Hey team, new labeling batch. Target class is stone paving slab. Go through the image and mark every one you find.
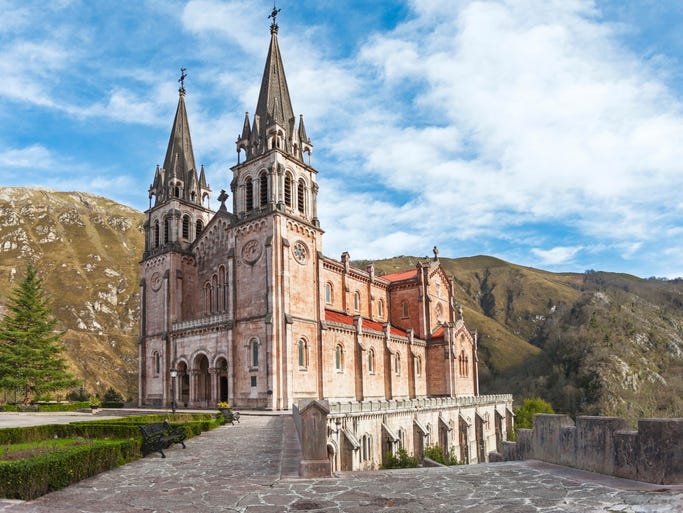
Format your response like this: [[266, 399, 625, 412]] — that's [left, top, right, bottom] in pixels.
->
[[0, 415, 681, 512]]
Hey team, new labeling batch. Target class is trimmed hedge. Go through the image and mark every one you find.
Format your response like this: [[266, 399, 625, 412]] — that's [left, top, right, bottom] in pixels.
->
[[0, 413, 222, 499], [0, 402, 90, 413], [0, 439, 140, 500]]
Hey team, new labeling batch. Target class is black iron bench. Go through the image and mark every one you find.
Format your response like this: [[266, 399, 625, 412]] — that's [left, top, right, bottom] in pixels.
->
[[139, 421, 187, 458]]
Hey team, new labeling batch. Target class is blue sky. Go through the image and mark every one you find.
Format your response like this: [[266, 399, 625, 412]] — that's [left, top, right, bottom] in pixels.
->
[[1, 1, 682, 278]]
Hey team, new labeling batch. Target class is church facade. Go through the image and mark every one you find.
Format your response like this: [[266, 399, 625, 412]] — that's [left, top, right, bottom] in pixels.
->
[[138, 15, 512, 469]]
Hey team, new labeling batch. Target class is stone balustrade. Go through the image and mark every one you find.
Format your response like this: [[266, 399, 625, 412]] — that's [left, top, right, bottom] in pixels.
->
[[172, 313, 232, 331], [328, 394, 513, 415]]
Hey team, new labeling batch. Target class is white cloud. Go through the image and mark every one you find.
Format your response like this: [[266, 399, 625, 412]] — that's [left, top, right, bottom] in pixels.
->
[[314, 0, 683, 271], [0, 145, 55, 169], [532, 245, 583, 265]]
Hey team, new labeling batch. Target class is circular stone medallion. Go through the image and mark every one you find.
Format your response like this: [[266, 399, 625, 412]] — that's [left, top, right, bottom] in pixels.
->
[[241, 239, 262, 264], [292, 240, 308, 264], [150, 271, 162, 291]]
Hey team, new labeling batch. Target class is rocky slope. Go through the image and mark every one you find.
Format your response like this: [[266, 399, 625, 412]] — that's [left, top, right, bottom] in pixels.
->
[[0, 187, 144, 401]]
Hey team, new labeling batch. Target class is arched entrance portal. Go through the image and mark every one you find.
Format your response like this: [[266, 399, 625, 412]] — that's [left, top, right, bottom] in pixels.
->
[[177, 361, 189, 407], [194, 354, 210, 407], [216, 357, 228, 403]]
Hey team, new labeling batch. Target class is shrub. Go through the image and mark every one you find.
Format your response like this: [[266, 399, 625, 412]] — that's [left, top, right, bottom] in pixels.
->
[[424, 444, 445, 464], [103, 388, 124, 403], [66, 389, 89, 402], [514, 397, 555, 430], [424, 445, 461, 466], [381, 448, 418, 469]]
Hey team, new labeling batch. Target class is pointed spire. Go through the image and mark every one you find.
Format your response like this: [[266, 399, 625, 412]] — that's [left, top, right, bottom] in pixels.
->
[[235, 6, 313, 164], [298, 115, 308, 143], [199, 164, 207, 189], [240, 112, 251, 141], [255, 14, 295, 134], [162, 84, 197, 191]]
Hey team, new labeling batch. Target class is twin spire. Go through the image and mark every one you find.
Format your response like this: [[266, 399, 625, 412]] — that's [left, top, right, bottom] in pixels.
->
[[148, 80, 209, 207], [150, 5, 310, 208], [236, 9, 312, 164]]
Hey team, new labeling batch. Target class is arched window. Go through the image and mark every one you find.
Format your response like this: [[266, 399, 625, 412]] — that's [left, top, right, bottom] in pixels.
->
[[164, 217, 170, 244], [368, 348, 375, 374], [174, 186, 180, 198], [436, 303, 443, 322], [204, 282, 212, 313], [415, 355, 422, 376], [182, 215, 190, 240], [325, 283, 333, 304], [153, 351, 160, 376], [298, 338, 308, 368], [259, 172, 268, 206], [459, 350, 466, 376], [284, 174, 293, 207], [246, 179, 254, 211], [378, 299, 384, 318], [219, 266, 227, 312], [195, 220, 204, 240], [402, 301, 409, 318], [153, 220, 160, 248], [354, 291, 361, 312], [212, 274, 219, 312], [335, 344, 344, 372], [250, 339, 259, 368], [297, 179, 305, 213], [394, 352, 401, 375]]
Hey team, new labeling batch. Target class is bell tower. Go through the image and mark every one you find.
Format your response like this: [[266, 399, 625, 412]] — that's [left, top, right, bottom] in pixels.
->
[[228, 8, 324, 410], [139, 75, 213, 406], [232, 7, 317, 225]]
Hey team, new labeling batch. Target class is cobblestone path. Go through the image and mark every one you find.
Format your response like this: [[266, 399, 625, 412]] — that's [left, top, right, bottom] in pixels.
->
[[0, 415, 680, 512]]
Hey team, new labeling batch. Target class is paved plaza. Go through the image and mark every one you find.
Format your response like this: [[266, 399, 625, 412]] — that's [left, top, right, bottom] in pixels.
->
[[0, 413, 681, 512]]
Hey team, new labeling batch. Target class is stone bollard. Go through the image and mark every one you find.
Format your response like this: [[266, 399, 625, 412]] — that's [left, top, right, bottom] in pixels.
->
[[298, 399, 332, 478]]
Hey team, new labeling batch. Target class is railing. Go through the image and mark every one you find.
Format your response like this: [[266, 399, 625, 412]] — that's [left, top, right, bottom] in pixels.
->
[[172, 313, 232, 331], [327, 394, 513, 415]]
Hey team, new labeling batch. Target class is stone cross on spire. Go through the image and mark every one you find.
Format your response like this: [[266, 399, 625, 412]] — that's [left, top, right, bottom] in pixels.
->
[[178, 67, 187, 94], [268, 2, 281, 33]]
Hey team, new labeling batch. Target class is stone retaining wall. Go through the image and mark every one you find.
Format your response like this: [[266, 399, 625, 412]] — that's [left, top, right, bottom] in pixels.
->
[[495, 414, 682, 485]]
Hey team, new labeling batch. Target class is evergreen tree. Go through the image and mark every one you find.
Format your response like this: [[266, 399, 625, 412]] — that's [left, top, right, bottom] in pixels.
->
[[0, 263, 78, 403]]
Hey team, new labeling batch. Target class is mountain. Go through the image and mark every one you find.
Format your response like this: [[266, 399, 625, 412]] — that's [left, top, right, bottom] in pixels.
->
[[0, 187, 680, 423], [0, 187, 144, 401]]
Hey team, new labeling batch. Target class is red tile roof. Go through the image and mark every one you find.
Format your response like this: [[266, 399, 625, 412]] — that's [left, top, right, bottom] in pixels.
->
[[381, 269, 418, 282], [431, 326, 445, 339], [324, 310, 408, 337], [325, 310, 354, 326]]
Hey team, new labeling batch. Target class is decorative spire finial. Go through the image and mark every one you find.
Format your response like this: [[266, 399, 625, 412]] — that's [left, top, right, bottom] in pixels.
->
[[178, 67, 187, 95], [268, 2, 281, 33]]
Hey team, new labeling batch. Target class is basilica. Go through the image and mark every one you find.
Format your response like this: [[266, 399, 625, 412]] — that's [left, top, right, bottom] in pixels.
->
[[138, 12, 512, 470]]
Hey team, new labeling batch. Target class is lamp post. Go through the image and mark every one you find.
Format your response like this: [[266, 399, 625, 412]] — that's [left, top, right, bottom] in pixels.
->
[[170, 368, 178, 414]]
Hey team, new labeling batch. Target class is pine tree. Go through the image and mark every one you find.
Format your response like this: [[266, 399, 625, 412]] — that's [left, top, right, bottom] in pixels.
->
[[0, 263, 78, 403]]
